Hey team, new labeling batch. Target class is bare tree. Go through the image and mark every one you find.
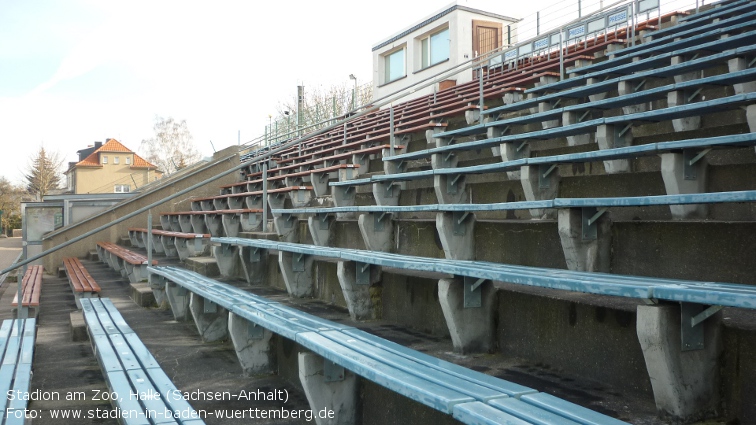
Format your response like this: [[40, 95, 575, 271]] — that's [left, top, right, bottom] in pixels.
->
[[140, 116, 202, 174], [266, 81, 373, 144], [25, 146, 64, 201], [0, 178, 25, 235]]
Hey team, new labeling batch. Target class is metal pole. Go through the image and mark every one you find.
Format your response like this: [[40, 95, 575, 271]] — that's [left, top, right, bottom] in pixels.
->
[[343, 122, 348, 146], [17, 261, 26, 319], [262, 162, 268, 232], [537, 12, 540, 36], [147, 210, 152, 285], [578, 0, 582, 18], [389, 106, 395, 157], [479, 67, 484, 116], [631, 1, 636, 47], [559, 30, 565, 81]]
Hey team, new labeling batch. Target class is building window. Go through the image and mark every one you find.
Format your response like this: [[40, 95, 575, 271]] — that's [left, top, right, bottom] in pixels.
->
[[125, 156, 131, 165], [114, 184, 130, 193], [102, 155, 108, 164], [114, 156, 120, 164], [384, 47, 405, 83], [421, 27, 450, 69]]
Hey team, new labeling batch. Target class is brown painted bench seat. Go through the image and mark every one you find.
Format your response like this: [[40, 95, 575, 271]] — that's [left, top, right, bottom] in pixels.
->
[[96, 242, 157, 283], [128, 228, 212, 261], [63, 257, 101, 309], [12, 265, 43, 318], [161, 208, 264, 237]]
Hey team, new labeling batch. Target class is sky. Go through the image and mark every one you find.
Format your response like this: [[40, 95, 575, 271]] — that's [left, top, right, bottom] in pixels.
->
[[0, 0, 562, 186]]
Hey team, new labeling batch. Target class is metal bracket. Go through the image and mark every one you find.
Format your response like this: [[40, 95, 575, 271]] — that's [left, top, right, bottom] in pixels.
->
[[617, 123, 633, 139], [316, 213, 330, 231], [748, 56, 756, 68], [686, 88, 702, 103], [355, 262, 370, 286], [552, 98, 562, 109], [324, 359, 345, 382], [516, 141, 528, 153], [634, 78, 647, 93], [373, 212, 390, 232], [683, 148, 709, 180], [542, 164, 558, 179], [538, 164, 554, 189], [203, 299, 217, 314], [578, 110, 591, 122], [341, 186, 355, 201], [384, 181, 396, 197], [447, 173, 463, 195], [453, 211, 472, 236], [463, 276, 485, 308], [247, 247, 262, 263], [282, 213, 296, 229], [292, 253, 305, 272], [581, 207, 607, 240], [248, 322, 264, 340], [680, 303, 706, 351], [443, 151, 456, 167]]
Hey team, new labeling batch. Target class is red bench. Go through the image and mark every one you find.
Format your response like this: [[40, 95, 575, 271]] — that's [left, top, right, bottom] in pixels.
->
[[63, 257, 101, 309], [12, 265, 43, 318]]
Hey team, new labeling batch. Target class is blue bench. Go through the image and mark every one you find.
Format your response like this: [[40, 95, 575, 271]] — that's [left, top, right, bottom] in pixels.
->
[[211, 236, 756, 310], [438, 67, 756, 140], [615, 8, 756, 59], [80, 298, 205, 425], [147, 265, 628, 425], [0, 319, 36, 425], [528, 30, 756, 94], [386, 94, 756, 163], [650, 0, 753, 35]]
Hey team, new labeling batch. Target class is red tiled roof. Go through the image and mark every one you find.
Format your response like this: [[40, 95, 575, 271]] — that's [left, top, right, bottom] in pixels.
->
[[73, 138, 157, 169]]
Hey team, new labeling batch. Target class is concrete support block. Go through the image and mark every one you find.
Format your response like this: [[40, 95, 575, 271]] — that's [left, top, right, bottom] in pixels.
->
[[273, 215, 299, 243], [660, 152, 708, 219], [238, 246, 268, 285], [465, 107, 481, 125], [637, 304, 722, 421], [538, 101, 561, 129], [149, 234, 166, 255], [204, 214, 224, 237], [520, 165, 559, 219], [165, 281, 190, 321], [298, 352, 357, 425], [190, 215, 207, 234], [426, 128, 443, 146], [178, 215, 194, 233], [596, 124, 632, 173], [618, 80, 648, 114], [189, 292, 228, 342], [728, 57, 756, 94], [587, 77, 607, 102], [288, 188, 313, 208], [672, 56, 702, 84], [433, 174, 468, 205], [502, 90, 523, 105], [337, 261, 380, 321], [500, 141, 528, 180], [747, 104, 756, 137], [278, 251, 314, 298], [267, 193, 287, 212], [357, 213, 393, 252], [667, 90, 700, 132], [239, 211, 263, 232], [486, 120, 507, 157], [557, 208, 611, 272], [174, 238, 208, 261], [308, 215, 333, 247], [159, 236, 179, 258], [562, 110, 593, 146], [331, 186, 356, 210], [438, 278, 495, 354], [159, 215, 172, 231], [222, 214, 242, 238], [436, 212, 475, 261], [228, 312, 275, 375], [213, 243, 240, 278], [310, 173, 330, 198], [244, 195, 263, 210], [372, 181, 402, 206]]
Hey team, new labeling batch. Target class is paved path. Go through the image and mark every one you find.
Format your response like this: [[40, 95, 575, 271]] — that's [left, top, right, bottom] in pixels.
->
[[0, 237, 22, 288]]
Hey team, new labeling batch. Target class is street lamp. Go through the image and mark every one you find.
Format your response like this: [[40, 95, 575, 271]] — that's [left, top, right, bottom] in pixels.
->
[[349, 74, 357, 111]]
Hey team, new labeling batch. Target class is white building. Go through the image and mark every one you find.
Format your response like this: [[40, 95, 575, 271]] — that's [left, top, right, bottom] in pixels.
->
[[372, 2, 519, 102]]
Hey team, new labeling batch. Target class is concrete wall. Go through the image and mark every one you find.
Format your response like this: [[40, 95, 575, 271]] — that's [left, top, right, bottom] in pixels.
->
[[41, 146, 241, 271]]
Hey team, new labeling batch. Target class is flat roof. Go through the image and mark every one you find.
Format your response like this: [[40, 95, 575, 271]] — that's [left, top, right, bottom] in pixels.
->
[[372, 2, 519, 52]]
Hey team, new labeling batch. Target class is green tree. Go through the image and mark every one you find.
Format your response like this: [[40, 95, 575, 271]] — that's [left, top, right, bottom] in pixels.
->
[[25, 147, 63, 201], [140, 116, 202, 174], [0, 177, 25, 236]]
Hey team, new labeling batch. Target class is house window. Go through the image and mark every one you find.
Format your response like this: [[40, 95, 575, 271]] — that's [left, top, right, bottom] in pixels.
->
[[114, 184, 130, 193], [114, 156, 120, 164], [125, 156, 131, 165], [421, 28, 450, 69], [102, 155, 108, 164], [384, 47, 405, 83]]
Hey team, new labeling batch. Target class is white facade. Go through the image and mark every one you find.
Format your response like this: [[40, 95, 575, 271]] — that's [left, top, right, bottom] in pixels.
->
[[372, 2, 518, 102]]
